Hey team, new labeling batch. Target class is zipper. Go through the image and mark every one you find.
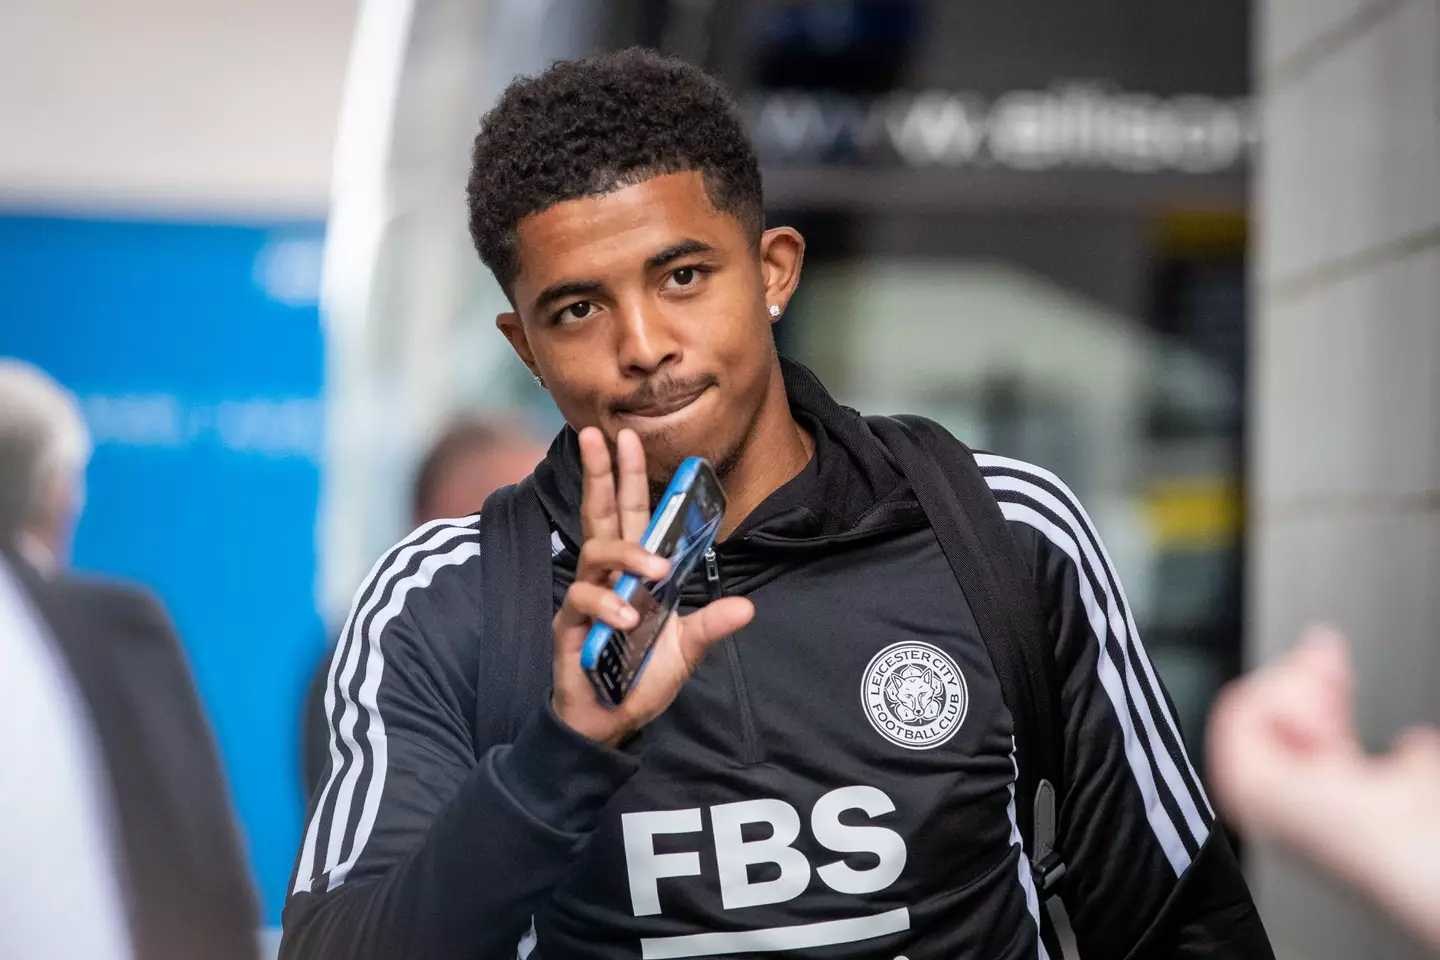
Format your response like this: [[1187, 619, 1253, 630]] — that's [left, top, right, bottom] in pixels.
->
[[705, 548, 764, 764], [704, 548, 721, 600]]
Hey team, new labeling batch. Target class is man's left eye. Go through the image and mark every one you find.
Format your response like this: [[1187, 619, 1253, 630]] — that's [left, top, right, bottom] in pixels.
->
[[668, 267, 698, 288]]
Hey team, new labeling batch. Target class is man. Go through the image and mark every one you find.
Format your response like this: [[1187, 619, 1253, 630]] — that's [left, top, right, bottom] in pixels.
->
[[300, 416, 546, 793], [1210, 626, 1440, 949], [409, 416, 549, 524], [0, 360, 259, 960], [283, 50, 1271, 958]]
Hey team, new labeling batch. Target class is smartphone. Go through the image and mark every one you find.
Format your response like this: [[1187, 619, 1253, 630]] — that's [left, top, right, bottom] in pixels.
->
[[581, 457, 726, 706]]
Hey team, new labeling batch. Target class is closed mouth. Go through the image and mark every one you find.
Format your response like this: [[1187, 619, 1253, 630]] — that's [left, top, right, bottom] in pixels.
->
[[614, 383, 710, 419]]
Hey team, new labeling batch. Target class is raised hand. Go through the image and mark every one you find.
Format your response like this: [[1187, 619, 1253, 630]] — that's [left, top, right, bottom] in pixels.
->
[[1208, 627, 1440, 948], [550, 427, 753, 747]]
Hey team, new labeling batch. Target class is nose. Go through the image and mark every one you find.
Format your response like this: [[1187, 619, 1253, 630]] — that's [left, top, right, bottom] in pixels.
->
[[613, 299, 681, 377]]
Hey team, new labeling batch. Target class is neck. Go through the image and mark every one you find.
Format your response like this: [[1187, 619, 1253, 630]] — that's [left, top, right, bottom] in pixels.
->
[[716, 361, 813, 539]]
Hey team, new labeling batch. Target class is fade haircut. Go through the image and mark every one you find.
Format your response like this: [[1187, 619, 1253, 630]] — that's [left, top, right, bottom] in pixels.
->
[[466, 47, 764, 296]]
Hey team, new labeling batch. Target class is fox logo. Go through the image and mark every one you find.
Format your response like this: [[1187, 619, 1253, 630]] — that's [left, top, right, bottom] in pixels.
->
[[886, 664, 945, 723], [863, 641, 968, 749]]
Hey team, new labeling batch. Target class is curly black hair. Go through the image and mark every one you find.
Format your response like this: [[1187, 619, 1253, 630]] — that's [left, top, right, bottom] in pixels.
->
[[466, 48, 763, 295]]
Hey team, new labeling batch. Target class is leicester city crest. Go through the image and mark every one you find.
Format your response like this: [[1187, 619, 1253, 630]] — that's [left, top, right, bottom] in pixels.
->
[[861, 641, 968, 750]]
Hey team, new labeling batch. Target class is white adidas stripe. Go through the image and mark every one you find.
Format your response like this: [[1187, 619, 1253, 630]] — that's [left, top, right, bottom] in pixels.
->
[[1007, 738, 1052, 960], [322, 526, 477, 876], [990, 497, 1193, 875], [517, 918, 538, 959], [984, 472, 1211, 850], [977, 455, 1214, 821], [294, 518, 461, 894], [322, 527, 480, 879], [328, 537, 482, 889], [293, 517, 480, 896]]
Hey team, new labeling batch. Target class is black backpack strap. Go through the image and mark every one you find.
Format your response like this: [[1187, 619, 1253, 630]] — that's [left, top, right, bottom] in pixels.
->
[[475, 476, 557, 750], [867, 414, 1066, 898]]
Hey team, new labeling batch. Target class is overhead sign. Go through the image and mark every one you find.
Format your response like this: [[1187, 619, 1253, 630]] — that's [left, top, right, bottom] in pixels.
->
[[747, 83, 1255, 174]]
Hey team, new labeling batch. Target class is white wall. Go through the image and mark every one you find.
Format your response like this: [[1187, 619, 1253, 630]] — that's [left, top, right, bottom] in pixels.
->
[[1252, 1, 1440, 957], [0, 0, 357, 216]]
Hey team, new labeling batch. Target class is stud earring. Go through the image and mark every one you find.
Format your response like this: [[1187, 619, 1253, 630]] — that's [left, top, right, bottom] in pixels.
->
[[768, 304, 781, 319], [533, 373, 545, 388]]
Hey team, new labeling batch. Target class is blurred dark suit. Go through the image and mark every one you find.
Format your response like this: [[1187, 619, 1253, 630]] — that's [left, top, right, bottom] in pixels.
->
[[7, 550, 259, 960]]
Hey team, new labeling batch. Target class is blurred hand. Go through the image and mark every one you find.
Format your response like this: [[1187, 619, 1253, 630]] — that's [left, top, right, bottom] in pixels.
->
[[550, 427, 753, 748], [1208, 626, 1440, 948]]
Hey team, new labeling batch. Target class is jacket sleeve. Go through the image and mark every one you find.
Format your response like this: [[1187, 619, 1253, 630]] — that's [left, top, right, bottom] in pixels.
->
[[280, 519, 639, 959], [979, 457, 1273, 959]]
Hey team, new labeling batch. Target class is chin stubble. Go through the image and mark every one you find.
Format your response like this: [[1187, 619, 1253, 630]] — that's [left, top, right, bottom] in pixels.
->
[[645, 434, 747, 511]]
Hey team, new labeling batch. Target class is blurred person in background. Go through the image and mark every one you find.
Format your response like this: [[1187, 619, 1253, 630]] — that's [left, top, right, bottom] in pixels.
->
[[282, 51, 1271, 959], [408, 415, 550, 523], [1209, 626, 1440, 949], [0, 552, 132, 959], [0, 359, 259, 960], [0, 360, 85, 575], [301, 416, 546, 794]]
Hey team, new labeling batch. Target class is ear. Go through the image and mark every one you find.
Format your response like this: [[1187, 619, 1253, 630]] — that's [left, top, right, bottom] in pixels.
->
[[496, 311, 539, 377], [758, 226, 805, 322]]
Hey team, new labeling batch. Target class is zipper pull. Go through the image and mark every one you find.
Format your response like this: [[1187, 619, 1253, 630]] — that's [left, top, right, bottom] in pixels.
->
[[704, 547, 722, 598]]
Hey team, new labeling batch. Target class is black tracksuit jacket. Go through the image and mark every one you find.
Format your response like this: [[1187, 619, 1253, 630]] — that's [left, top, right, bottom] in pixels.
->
[[282, 378, 1272, 960]]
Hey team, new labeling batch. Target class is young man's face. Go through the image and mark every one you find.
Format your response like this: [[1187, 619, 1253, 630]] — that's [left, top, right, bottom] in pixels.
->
[[497, 170, 803, 483]]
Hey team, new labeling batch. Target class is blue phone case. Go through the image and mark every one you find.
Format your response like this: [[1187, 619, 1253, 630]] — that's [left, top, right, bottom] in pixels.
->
[[581, 457, 724, 705]]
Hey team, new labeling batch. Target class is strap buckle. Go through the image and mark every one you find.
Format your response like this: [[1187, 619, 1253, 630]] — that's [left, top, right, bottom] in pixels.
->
[[1031, 778, 1067, 900], [1032, 850, 1068, 899]]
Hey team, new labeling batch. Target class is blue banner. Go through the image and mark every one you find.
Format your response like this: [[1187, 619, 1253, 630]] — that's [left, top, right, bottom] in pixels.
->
[[0, 214, 326, 924]]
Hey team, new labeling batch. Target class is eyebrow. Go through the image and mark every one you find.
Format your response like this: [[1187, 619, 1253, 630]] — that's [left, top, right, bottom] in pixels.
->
[[534, 278, 606, 312], [645, 239, 716, 271]]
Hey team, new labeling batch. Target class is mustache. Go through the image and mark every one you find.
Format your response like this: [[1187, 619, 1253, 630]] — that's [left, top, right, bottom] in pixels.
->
[[610, 375, 716, 414]]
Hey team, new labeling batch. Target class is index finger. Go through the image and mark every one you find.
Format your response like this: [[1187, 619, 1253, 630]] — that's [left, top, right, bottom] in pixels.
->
[[579, 426, 620, 542]]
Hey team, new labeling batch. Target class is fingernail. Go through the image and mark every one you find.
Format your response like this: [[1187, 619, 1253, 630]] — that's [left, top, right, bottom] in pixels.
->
[[619, 605, 639, 626]]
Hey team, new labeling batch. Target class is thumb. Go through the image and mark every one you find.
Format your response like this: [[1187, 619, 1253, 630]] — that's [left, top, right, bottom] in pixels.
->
[[614, 598, 755, 726], [676, 597, 754, 668], [1296, 625, 1352, 694]]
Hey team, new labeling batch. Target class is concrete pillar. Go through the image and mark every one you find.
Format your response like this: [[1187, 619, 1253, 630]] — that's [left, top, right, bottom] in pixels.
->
[[319, 0, 608, 621], [1251, 1, 1440, 957]]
